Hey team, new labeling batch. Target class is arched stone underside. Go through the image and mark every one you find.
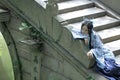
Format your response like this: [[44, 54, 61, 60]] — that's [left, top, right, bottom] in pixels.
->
[[0, 22, 22, 80], [0, 11, 43, 80]]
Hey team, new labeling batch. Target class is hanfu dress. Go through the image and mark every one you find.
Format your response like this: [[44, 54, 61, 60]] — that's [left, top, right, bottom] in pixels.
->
[[70, 28, 120, 80], [90, 30, 115, 69], [90, 31, 120, 80]]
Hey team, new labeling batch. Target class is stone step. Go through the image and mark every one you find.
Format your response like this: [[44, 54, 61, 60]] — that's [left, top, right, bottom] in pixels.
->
[[0, 8, 9, 22], [98, 26, 120, 43], [115, 55, 120, 64], [57, 7, 106, 24], [104, 39, 120, 56], [58, 0, 94, 14], [65, 16, 120, 31], [93, 16, 120, 31], [57, 0, 70, 3]]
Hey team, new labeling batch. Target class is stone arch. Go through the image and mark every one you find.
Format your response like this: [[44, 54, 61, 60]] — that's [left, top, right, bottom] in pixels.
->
[[0, 22, 22, 80]]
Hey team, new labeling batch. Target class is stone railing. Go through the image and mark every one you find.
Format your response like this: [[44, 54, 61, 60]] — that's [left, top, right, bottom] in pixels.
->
[[0, 0, 95, 79], [35, 0, 58, 16]]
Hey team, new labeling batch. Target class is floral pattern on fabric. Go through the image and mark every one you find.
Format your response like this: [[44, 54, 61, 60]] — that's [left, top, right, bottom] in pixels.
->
[[90, 31, 115, 69]]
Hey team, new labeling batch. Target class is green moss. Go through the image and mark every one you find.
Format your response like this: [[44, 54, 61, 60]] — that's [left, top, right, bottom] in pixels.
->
[[19, 22, 32, 30], [86, 76, 95, 80], [20, 22, 42, 40]]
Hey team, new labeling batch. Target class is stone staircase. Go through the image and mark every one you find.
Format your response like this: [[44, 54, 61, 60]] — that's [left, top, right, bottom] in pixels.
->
[[56, 0, 120, 79], [1, 0, 120, 80], [57, 0, 120, 57]]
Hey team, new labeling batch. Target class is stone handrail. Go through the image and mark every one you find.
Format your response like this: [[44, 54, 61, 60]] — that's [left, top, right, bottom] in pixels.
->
[[0, 0, 95, 79], [52, 19, 95, 68], [35, 0, 58, 16], [35, 0, 47, 9]]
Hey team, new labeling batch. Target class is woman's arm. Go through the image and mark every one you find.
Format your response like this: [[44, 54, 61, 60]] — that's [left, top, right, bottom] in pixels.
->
[[84, 38, 94, 59], [84, 38, 89, 45]]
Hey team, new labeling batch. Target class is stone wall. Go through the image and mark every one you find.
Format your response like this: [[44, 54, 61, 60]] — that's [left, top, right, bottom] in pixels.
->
[[5, 13, 42, 80], [41, 43, 85, 80], [0, 0, 94, 80], [6, 13, 86, 80]]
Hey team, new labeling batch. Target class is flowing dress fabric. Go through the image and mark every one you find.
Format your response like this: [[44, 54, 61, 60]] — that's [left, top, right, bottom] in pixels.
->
[[70, 28, 115, 68], [90, 31, 120, 80], [70, 28, 89, 39], [70, 28, 120, 79], [90, 31, 115, 69]]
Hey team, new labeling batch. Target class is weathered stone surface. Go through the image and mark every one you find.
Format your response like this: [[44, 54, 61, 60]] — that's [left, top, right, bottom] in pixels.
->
[[58, 27, 92, 68], [1, 0, 115, 80], [0, 22, 21, 80], [22, 72, 31, 80], [44, 43, 64, 62]]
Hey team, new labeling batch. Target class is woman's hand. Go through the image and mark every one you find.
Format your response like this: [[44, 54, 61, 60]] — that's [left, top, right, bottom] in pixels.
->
[[87, 51, 93, 59]]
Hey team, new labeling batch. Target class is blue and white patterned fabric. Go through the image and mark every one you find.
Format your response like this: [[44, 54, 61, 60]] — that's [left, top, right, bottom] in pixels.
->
[[70, 27, 89, 39], [90, 31, 115, 69], [70, 28, 115, 69], [70, 28, 120, 79]]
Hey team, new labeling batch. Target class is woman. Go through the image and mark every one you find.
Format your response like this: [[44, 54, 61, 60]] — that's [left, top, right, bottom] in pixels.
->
[[81, 19, 120, 80]]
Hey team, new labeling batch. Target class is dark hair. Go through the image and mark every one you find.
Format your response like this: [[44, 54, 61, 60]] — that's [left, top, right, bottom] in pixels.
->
[[81, 20, 93, 49]]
